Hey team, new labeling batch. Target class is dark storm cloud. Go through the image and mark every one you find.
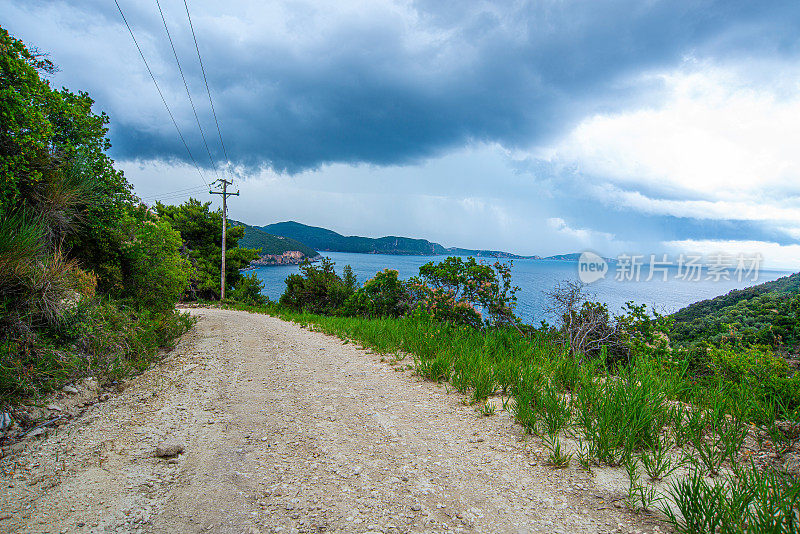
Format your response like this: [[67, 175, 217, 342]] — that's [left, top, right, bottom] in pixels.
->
[[5, 0, 798, 173]]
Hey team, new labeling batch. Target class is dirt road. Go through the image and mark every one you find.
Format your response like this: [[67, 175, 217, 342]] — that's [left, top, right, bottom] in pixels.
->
[[1, 308, 665, 533]]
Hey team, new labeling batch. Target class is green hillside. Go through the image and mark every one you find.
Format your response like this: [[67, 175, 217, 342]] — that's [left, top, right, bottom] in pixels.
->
[[232, 220, 319, 258], [260, 221, 534, 258], [670, 272, 800, 351]]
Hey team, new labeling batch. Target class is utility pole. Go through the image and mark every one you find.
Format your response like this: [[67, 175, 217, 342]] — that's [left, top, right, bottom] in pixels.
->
[[210, 178, 239, 300]]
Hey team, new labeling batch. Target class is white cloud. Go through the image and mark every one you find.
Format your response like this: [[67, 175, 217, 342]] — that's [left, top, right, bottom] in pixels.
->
[[592, 184, 800, 224], [546, 62, 800, 230], [663, 239, 800, 270], [547, 217, 615, 245]]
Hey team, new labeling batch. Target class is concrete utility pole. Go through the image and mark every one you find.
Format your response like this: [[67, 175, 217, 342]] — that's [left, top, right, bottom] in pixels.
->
[[210, 178, 239, 300]]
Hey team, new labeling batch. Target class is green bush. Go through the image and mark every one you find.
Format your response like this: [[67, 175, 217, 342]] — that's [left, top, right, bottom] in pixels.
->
[[280, 258, 355, 314], [120, 210, 190, 312], [229, 272, 268, 306], [708, 344, 788, 383], [341, 268, 411, 318], [409, 256, 520, 329]]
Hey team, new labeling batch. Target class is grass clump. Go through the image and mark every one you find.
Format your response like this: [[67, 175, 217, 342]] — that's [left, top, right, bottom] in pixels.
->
[[664, 464, 800, 533], [573, 360, 672, 466]]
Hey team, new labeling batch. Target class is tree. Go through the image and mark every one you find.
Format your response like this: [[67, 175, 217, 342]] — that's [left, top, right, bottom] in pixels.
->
[[1, 26, 138, 296], [342, 269, 412, 318], [280, 258, 354, 314], [412, 256, 521, 330], [155, 199, 258, 300], [120, 208, 190, 311]]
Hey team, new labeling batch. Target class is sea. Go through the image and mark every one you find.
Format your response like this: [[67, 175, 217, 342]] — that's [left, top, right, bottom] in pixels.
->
[[249, 251, 795, 324]]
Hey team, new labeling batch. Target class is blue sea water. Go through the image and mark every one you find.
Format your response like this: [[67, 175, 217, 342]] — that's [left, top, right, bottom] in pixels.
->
[[250, 251, 794, 324]]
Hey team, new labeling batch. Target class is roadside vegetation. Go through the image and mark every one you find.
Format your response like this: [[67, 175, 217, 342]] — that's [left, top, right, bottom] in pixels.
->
[[0, 29, 258, 406], [228, 255, 800, 532]]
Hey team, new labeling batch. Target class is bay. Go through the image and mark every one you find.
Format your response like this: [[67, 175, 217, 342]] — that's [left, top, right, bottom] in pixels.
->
[[250, 251, 794, 324]]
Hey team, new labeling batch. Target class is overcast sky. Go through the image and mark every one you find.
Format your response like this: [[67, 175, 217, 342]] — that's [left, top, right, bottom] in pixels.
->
[[4, 0, 800, 267]]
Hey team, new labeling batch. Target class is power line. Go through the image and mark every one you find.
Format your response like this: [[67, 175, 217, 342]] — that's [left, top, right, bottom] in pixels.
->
[[113, 0, 210, 189], [183, 0, 230, 166], [144, 194, 207, 203], [144, 184, 210, 196], [140, 185, 209, 202], [154, 0, 221, 182]]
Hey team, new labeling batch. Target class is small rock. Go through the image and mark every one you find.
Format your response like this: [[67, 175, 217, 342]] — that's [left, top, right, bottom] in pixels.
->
[[26, 427, 46, 438], [62, 385, 79, 394], [410, 504, 422, 511], [47, 404, 63, 412], [155, 442, 184, 458], [0, 412, 11, 430]]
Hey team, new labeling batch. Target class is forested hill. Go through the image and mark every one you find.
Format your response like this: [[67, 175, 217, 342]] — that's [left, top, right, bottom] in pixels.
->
[[233, 221, 319, 258], [670, 272, 800, 351], [259, 221, 536, 258]]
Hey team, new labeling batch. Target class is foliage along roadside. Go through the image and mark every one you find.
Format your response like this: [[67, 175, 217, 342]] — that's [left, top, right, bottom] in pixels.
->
[[1, 28, 196, 404]]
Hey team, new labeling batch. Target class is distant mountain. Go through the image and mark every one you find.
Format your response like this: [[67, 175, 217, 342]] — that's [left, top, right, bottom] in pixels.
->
[[259, 221, 537, 258], [232, 220, 319, 258]]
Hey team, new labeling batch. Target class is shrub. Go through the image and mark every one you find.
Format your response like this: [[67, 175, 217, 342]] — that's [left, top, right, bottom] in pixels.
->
[[280, 258, 354, 314], [120, 210, 190, 312], [708, 344, 788, 383], [545, 281, 638, 361], [342, 268, 412, 318], [0, 298, 194, 400], [229, 272, 268, 306]]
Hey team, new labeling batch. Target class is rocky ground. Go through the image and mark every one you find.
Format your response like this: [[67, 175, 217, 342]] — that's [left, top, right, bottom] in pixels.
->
[[0, 308, 672, 533]]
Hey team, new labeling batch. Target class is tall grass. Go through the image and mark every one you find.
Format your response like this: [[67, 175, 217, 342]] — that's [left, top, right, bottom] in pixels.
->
[[664, 464, 800, 533]]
